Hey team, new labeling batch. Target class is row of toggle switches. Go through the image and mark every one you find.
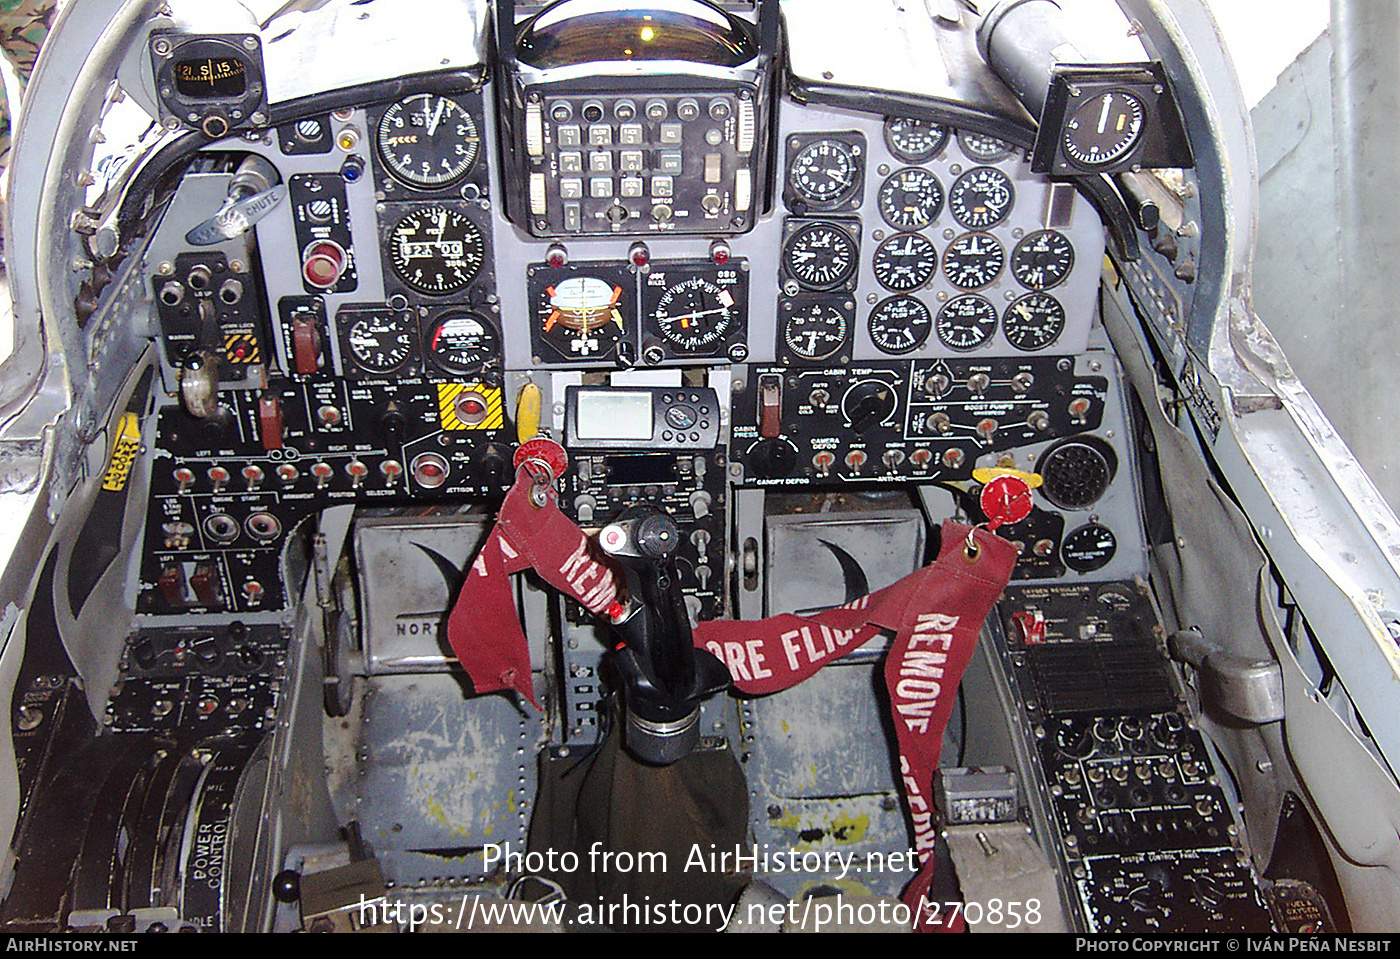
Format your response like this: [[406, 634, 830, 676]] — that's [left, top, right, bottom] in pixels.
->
[[172, 459, 404, 493]]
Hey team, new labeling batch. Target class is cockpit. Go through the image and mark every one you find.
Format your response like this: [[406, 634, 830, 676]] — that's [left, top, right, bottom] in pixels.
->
[[0, 0, 1397, 934]]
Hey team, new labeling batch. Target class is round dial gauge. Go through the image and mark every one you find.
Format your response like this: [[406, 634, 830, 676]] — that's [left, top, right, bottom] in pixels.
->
[[949, 167, 1015, 229], [782, 300, 849, 360], [957, 130, 1015, 161], [425, 311, 498, 376], [1062, 523, 1118, 573], [1011, 230, 1075, 289], [783, 221, 858, 290], [388, 206, 485, 295], [654, 276, 737, 351], [872, 232, 939, 291], [878, 168, 944, 231], [1062, 91, 1145, 170], [936, 294, 998, 351], [377, 94, 481, 189], [541, 275, 627, 357], [867, 295, 932, 355], [942, 232, 1005, 290], [344, 309, 414, 375], [788, 138, 861, 207], [884, 117, 949, 163], [1003, 292, 1066, 351]]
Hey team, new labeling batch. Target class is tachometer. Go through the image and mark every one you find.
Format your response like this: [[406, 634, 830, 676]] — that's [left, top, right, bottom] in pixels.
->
[[377, 94, 481, 189], [877, 167, 944, 231], [872, 232, 938, 292], [949, 167, 1015, 229], [388, 206, 484, 295]]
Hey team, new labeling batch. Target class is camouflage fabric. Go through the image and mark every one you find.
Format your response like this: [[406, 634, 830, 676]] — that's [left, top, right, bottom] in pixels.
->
[[0, 0, 57, 172]]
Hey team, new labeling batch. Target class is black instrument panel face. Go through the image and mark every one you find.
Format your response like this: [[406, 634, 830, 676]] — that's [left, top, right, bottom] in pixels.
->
[[783, 131, 867, 213]]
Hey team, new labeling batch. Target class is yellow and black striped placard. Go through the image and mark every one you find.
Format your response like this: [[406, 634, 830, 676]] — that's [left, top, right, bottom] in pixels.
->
[[437, 383, 504, 431]]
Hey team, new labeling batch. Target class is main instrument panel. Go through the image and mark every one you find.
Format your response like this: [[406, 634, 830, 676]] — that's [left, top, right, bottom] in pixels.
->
[[4, 0, 1340, 937]]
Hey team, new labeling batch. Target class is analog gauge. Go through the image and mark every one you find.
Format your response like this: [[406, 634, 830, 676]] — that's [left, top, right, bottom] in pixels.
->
[[782, 299, 849, 361], [1062, 90, 1145, 170], [342, 308, 414, 376], [783, 221, 859, 290], [872, 232, 939, 292], [867, 295, 932, 355], [1062, 523, 1118, 573], [788, 137, 862, 207], [539, 275, 627, 358], [949, 167, 1015, 229], [1003, 292, 1067, 351], [878, 168, 944, 231], [425, 312, 498, 377], [942, 232, 1005, 290], [377, 94, 481, 189], [936, 294, 998, 351], [884, 117, 949, 163], [957, 129, 1015, 161], [388, 206, 485, 295], [653, 276, 737, 351], [1011, 230, 1075, 290]]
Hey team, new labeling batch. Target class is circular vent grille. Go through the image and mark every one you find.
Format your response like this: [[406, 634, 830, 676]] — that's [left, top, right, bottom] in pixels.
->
[[1038, 438, 1115, 509]]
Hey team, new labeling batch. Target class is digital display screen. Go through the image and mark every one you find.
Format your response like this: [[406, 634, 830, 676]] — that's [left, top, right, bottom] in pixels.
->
[[605, 454, 678, 486], [575, 390, 654, 440]]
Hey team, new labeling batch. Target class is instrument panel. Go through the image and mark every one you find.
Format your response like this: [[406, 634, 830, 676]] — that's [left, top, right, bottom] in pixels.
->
[[11, 0, 1306, 936]]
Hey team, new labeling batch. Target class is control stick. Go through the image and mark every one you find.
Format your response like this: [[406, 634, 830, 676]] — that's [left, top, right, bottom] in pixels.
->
[[598, 505, 731, 765]]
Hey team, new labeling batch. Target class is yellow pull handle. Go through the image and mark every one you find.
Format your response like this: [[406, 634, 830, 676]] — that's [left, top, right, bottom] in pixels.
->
[[515, 382, 543, 444], [972, 465, 1043, 489]]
